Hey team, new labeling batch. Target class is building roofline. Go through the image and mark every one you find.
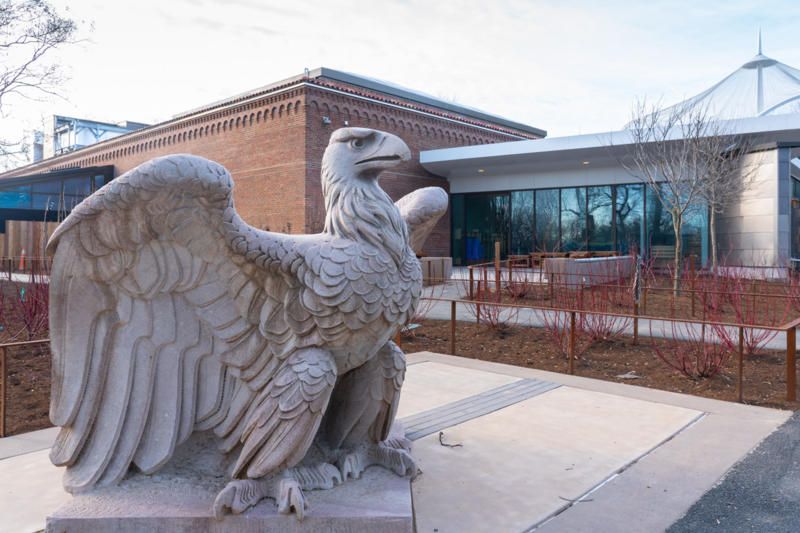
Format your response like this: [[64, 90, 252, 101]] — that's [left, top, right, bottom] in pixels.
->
[[173, 67, 546, 137], [311, 68, 547, 137], [1, 68, 544, 178], [421, 114, 800, 176]]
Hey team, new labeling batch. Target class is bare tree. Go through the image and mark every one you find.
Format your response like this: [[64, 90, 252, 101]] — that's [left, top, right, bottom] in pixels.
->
[[622, 100, 709, 293], [0, 0, 78, 168], [621, 100, 757, 292]]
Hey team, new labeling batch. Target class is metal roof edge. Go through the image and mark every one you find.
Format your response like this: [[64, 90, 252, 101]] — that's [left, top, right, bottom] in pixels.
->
[[421, 114, 800, 166], [314, 67, 547, 138]]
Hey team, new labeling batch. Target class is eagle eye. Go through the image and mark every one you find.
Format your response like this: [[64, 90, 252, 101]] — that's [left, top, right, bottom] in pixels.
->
[[349, 138, 366, 150]]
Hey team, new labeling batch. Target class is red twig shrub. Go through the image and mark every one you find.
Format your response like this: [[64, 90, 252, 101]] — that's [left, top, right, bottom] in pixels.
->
[[704, 268, 787, 356], [538, 308, 593, 362], [506, 269, 532, 299], [460, 270, 519, 333], [8, 261, 50, 341], [650, 320, 734, 379]]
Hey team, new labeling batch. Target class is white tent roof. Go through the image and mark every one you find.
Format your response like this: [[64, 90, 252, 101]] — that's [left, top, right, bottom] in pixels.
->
[[665, 36, 800, 120]]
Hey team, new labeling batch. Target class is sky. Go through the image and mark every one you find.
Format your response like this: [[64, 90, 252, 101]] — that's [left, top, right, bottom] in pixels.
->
[[4, 0, 800, 149]]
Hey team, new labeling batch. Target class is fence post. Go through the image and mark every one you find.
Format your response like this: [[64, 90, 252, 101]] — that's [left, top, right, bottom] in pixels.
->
[[494, 241, 501, 298], [788, 326, 797, 402], [689, 255, 696, 318], [469, 267, 474, 300], [633, 302, 639, 345], [0, 346, 5, 438], [450, 300, 456, 355], [737, 326, 744, 403], [568, 311, 576, 375]]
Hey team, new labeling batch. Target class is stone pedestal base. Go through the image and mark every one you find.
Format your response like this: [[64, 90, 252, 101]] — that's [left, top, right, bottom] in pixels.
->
[[45, 433, 412, 533]]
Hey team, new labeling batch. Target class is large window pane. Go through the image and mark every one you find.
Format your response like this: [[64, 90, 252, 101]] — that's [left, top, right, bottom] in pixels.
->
[[32, 194, 58, 210], [62, 177, 91, 196], [32, 180, 62, 194], [615, 184, 644, 255], [646, 184, 707, 263], [510, 190, 534, 255], [561, 187, 587, 252], [0, 186, 31, 209], [682, 202, 708, 263], [646, 185, 675, 258], [587, 186, 613, 251], [464, 193, 509, 263], [451, 194, 465, 266], [535, 189, 559, 251]]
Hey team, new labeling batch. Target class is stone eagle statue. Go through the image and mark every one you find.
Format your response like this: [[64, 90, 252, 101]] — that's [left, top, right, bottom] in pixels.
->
[[46, 128, 448, 519]]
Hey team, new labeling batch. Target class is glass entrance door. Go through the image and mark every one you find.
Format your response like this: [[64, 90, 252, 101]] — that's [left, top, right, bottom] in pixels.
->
[[463, 192, 510, 264]]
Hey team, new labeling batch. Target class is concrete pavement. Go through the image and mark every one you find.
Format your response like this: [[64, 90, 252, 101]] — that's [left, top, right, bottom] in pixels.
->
[[0, 353, 790, 533]]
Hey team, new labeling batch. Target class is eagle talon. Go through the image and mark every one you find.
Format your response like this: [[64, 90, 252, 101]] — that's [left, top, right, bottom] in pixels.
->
[[375, 444, 418, 478], [338, 452, 366, 481], [277, 478, 308, 520], [212, 479, 272, 519], [337, 439, 419, 482]]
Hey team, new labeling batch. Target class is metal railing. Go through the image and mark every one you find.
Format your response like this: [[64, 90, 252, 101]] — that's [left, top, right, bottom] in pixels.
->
[[410, 295, 800, 404]]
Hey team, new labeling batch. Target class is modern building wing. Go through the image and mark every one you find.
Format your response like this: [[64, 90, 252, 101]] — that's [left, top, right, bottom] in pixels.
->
[[423, 104, 800, 267]]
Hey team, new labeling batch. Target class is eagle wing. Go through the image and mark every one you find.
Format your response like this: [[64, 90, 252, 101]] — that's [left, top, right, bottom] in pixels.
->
[[47, 154, 336, 491], [395, 187, 449, 255]]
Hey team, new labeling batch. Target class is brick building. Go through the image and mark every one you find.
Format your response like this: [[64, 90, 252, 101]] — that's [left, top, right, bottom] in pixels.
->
[[0, 68, 544, 258]]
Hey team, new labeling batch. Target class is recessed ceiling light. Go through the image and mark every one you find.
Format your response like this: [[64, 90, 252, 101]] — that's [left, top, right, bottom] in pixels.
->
[[478, 168, 485, 173], [582, 161, 590, 165]]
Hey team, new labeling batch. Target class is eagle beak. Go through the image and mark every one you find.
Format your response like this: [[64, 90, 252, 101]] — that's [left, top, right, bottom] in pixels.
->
[[355, 132, 411, 172]]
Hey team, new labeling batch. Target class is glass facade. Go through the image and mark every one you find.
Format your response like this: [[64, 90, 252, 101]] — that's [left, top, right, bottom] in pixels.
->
[[534, 189, 559, 252], [510, 190, 534, 255], [587, 186, 613, 251], [560, 188, 586, 251], [0, 166, 113, 224], [615, 184, 644, 255], [451, 182, 708, 265]]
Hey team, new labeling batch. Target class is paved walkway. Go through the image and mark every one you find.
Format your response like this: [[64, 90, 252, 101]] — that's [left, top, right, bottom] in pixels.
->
[[668, 411, 800, 532], [1, 353, 789, 532]]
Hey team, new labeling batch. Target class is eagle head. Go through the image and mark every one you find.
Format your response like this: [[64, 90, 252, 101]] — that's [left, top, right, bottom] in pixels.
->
[[323, 128, 411, 182], [320, 128, 412, 259]]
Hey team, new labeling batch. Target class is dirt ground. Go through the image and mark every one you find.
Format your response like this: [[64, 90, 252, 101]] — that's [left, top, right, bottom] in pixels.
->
[[400, 319, 799, 411], [4, 342, 51, 435]]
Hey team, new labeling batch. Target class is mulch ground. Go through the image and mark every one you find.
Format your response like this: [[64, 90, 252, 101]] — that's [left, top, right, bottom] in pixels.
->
[[4, 342, 51, 435], [401, 319, 799, 411]]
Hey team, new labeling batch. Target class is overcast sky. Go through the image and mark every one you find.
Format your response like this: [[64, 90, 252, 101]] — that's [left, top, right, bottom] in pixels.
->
[[5, 0, 800, 145]]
